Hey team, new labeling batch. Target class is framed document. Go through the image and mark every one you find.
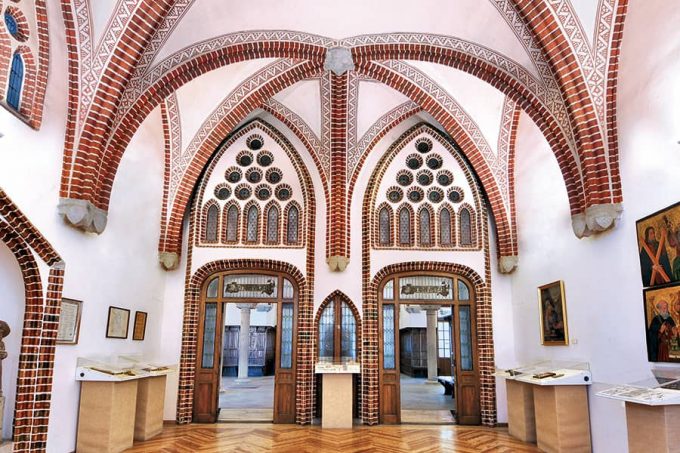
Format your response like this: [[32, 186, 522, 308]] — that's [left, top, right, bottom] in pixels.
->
[[132, 311, 147, 341], [106, 306, 130, 339], [56, 298, 82, 344]]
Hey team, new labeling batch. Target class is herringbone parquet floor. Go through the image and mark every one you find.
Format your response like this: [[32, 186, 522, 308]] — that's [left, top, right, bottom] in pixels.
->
[[125, 423, 541, 452]]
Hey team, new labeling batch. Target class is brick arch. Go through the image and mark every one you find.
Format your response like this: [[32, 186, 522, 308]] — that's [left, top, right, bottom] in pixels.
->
[[0, 20, 10, 101], [363, 261, 494, 426], [0, 189, 65, 452], [177, 259, 309, 424]]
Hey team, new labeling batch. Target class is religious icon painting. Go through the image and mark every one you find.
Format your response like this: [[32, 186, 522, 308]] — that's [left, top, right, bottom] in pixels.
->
[[538, 281, 569, 346], [644, 283, 680, 363], [636, 201, 680, 288]]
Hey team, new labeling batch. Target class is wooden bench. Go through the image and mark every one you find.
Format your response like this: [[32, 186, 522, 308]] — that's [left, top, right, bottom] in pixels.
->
[[438, 376, 455, 396]]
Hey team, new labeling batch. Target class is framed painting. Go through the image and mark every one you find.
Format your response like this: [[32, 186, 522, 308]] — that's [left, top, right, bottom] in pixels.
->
[[644, 283, 680, 363], [538, 280, 569, 346], [106, 306, 130, 339], [636, 201, 680, 287], [132, 311, 147, 341], [56, 298, 82, 344]]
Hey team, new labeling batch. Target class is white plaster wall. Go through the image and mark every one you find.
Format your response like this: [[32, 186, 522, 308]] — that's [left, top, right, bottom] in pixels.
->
[[357, 81, 411, 139], [509, 1, 680, 450], [0, 241, 25, 440], [273, 80, 322, 138]]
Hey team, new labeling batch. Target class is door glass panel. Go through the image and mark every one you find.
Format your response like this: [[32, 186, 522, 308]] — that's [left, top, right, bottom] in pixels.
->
[[341, 302, 356, 361], [206, 277, 218, 298], [399, 276, 454, 300], [382, 279, 394, 300], [223, 274, 278, 299], [459, 305, 473, 371], [383, 304, 396, 369], [282, 278, 294, 300], [437, 321, 451, 358], [458, 280, 470, 301], [318, 300, 335, 361], [281, 303, 294, 368], [201, 303, 217, 368]]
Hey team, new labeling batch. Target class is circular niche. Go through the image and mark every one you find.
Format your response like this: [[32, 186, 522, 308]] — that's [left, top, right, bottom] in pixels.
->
[[436, 170, 454, 186], [246, 134, 264, 151], [275, 184, 293, 201], [257, 151, 274, 167], [214, 184, 231, 201], [266, 168, 283, 184], [447, 187, 464, 203], [416, 170, 434, 186], [246, 168, 263, 184], [427, 187, 444, 204], [255, 184, 273, 201], [426, 153, 443, 170], [396, 170, 414, 187], [407, 187, 424, 203], [236, 150, 254, 167], [235, 184, 252, 200], [414, 137, 433, 154], [225, 167, 242, 183], [405, 153, 423, 170], [386, 186, 404, 203]]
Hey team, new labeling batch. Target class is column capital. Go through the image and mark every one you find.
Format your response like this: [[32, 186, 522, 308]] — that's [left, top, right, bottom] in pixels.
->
[[236, 303, 257, 310]]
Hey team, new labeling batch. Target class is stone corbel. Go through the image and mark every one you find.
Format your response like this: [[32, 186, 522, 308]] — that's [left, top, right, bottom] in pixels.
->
[[57, 198, 108, 234], [327, 255, 349, 272], [498, 255, 519, 274], [323, 47, 355, 75], [159, 252, 180, 271], [571, 203, 623, 238]]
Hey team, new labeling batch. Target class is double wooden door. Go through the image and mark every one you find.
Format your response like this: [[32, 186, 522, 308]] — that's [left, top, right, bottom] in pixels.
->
[[378, 273, 481, 425], [194, 272, 297, 423]]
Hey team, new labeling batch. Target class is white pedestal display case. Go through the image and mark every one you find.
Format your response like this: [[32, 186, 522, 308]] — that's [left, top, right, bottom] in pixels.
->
[[314, 362, 360, 429]]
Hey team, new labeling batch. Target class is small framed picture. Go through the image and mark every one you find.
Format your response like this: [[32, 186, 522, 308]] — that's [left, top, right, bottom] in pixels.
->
[[538, 280, 569, 346], [56, 298, 82, 344], [132, 311, 148, 341], [106, 306, 130, 339]]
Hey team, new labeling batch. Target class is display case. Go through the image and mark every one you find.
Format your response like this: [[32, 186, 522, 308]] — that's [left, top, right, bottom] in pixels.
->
[[76, 356, 175, 381], [315, 361, 360, 428], [596, 370, 680, 453], [496, 360, 591, 386]]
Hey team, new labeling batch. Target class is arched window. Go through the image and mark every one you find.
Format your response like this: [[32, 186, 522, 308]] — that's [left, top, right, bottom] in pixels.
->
[[225, 205, 239, 243], [440, 207, 452, 246], [399, 207, 412, 245], [318, 295, 358, 362], [266, 205, 280, 244], [460, 208, 472, 246], [378, 206, 392, 246], [204, 204, 219, 243], [246, 205, 259, 243], [286, 204, 300, 245], [419, 208, 432, 246], [7, 53, 24, 111]]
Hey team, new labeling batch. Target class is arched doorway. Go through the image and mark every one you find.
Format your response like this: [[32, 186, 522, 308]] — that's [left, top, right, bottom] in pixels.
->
[[378, 271, 481, 425], [193, 270, 299, 424]]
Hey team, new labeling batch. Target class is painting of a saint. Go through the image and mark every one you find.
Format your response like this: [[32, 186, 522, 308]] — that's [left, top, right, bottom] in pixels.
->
[[644, 283, 680, 363], [538, 281, 569, 346], [637, 202, 680, 287]]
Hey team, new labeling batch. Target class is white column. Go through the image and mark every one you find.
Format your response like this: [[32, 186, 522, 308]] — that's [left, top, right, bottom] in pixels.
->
[[424, 306, 441, 382], [236, 304, 256, 382]]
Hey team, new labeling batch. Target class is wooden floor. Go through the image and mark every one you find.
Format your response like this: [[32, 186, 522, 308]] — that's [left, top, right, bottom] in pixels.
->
[[125, 423, 541, 452]]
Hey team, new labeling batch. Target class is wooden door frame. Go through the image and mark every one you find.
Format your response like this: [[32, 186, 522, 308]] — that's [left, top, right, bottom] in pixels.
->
[[192, 268, 300, 423], [377, 270, 481, 425]]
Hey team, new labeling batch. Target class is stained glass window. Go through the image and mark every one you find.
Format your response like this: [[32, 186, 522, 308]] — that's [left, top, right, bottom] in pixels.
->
[[267, 205, 279, 243], [341, 302, 357, 361], [246, 205, 258, 243], [399, 276, 454, 300], [201, 303, 217, 368], [4, 12, 18, 37], [226, 205, 238, 242], [282, 278, 294, 300], [205, 204, 219, 243], [460, 208, 472, 245], [318, 300, 335, 361], [7, 53, 24, 111], [419, 209, 431, 245], [379, 207, 391, 245], [440, 208, 451, 246], [459, 306, 473, 370], [287, 205, 299, 244], [399, 208, 411, 245], [281, 303, 294, 368], [382, 279, 394, 300], [383, 305, 396, 369], [458, 280, 470, 301], [206, 277, 218, 298]]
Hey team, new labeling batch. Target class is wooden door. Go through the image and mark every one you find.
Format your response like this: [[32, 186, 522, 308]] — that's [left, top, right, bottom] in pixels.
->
[[274, 299, 296, 423], [453, 283, 481, 425], [194, 299, 224, 422], [379, 302, 400, 423]]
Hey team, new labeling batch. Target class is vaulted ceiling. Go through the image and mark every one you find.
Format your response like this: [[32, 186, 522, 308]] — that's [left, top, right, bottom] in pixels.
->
[[53, 0, 629, 272]]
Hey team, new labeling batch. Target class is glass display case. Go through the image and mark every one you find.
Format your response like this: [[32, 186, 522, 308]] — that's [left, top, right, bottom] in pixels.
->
[[495, 360, 591, 386], [596, 369, 680, 405], [76, 355, 176, 381]]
